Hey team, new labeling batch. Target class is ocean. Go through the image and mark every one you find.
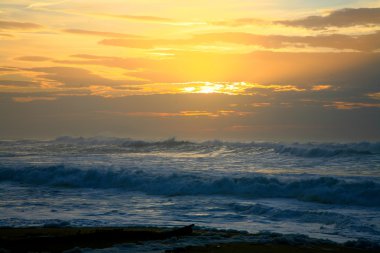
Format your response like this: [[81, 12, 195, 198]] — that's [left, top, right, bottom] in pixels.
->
[[0, 137, 379, 248]]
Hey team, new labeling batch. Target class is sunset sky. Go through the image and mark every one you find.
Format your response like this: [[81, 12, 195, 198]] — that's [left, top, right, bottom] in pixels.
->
[[1, 0, 380, 141]]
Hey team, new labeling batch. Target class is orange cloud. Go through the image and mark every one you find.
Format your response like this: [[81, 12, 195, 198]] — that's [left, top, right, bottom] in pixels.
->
[[93, 13, 205, 26], [325, 101, 380, 110], [0, 80, 40, 87], [178, 82, 304, 95], [98, 110, 251, 118], [210, 18, 269, 27], [12, 96, 57, 103], [0, 33, 13, 37], [100, 31, 380, 52], [88, 85, 142, 97], [55, 54, 154, 70], [27, 66, 134, 88], [96, 13, 174, 23], [251, 102, 271, 107], [0, 20, 42, 30], [247, 83, 305, 92], [312, 85, 332, 91], [63, 29, 142, 38], [15, 56, 52, 62]]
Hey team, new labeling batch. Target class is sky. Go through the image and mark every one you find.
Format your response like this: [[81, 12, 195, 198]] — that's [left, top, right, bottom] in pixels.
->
[[0, 0, 380, 141]]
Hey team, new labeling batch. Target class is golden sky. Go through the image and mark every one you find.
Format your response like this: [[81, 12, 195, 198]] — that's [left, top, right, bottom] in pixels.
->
[[1, 0, 380, 140]]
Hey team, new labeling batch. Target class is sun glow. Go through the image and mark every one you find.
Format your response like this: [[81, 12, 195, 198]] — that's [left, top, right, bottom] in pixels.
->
[[199, 84, 222, 93], [181, 82, 247, 95], [178, 82, 305, 95]]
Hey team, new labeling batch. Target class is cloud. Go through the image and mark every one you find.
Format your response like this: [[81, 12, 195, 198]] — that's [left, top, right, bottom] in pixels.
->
[[100, 31, 380, 52], [98, 109, 251, 118], [0, 80, 40, 87], [15, 56, 52, 62], [368, 92, 380, 100], [27, 1, 67, 9], [2, 92, 379, 140], [312, 85, 332, 91], [98, 13, 174, 23], [277, 8, 380, 29], [100, 38, 161, 49], [325, 101, 380, 110], [92, 13, 203, 26], [0, 20, 42, 30], [88, 85, 143, 97], [0, 33, 13, 37], [243, 83, 305, 93], [54, 54, 154, 71], [28, 66, 135, 88], [210, 18, 269, 27], [251, 102, 271, 107], [0, 67, 18, 72], [63, 29, 142, 38], [12, 96, 57, 103], [177, 82, 305, 95]]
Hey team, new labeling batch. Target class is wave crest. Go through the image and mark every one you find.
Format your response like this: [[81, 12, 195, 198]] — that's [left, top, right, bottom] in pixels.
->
[[2, 137, 379, 158], [0, 165, 379, 207], [51, 137, 380, 157]]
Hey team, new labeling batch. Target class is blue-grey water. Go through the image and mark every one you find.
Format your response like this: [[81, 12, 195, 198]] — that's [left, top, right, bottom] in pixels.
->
[[0, 137, 379, 244]]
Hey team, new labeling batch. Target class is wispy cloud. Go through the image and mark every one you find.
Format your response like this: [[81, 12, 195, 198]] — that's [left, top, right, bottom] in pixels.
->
[[208, 7, 380, 29], [63, 29, 143, 38], [27, 66, 134, 88], [100, 13, 173, 23], [98, 110, 251, 118], [27, 1, 67, 9], [54, 54, 154, 71], [312, 85, 332, 91], [99, 31, 380, 52], [15, 56, 52, 62], [12, 96, 57, 103], [277, 8, 380, 29], [92, 13, 205, 26], [0, 20, 42, 30], [368, 92, 380, 100], [0, 33, 13, 37], [210, 18, 269, 27], [168, 82, 305, 95], [0, 80, 40, 87], [325, 101, 380, 110]]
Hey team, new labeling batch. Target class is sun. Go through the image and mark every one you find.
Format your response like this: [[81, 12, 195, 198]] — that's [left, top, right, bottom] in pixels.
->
[[199, 85, 219, 93], [181, 82, 249, 95]]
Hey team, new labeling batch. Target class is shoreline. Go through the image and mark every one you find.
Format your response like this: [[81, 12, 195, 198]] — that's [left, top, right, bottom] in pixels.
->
[[1, 225, 379, 253]]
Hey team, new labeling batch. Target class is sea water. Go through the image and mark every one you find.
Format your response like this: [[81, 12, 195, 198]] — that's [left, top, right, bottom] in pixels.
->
[[0, 137, 379, 244]]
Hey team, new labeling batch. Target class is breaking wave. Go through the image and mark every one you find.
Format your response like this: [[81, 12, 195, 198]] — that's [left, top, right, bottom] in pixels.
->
[[0, 165, 379, 207], [272, 142, 380, 157], [2, 136, 379, 158], [47, 137, 380, 157]]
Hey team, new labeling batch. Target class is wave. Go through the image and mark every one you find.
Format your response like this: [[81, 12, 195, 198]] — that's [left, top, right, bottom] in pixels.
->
[[228, 203, 379, 234], [42, 137, 380, 157], [272, 142, 380, 157], [0, 165, 379, 207], [3, 136, 378, 158], [2, 136, 380, 158], [230, 203, 348, 224]]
